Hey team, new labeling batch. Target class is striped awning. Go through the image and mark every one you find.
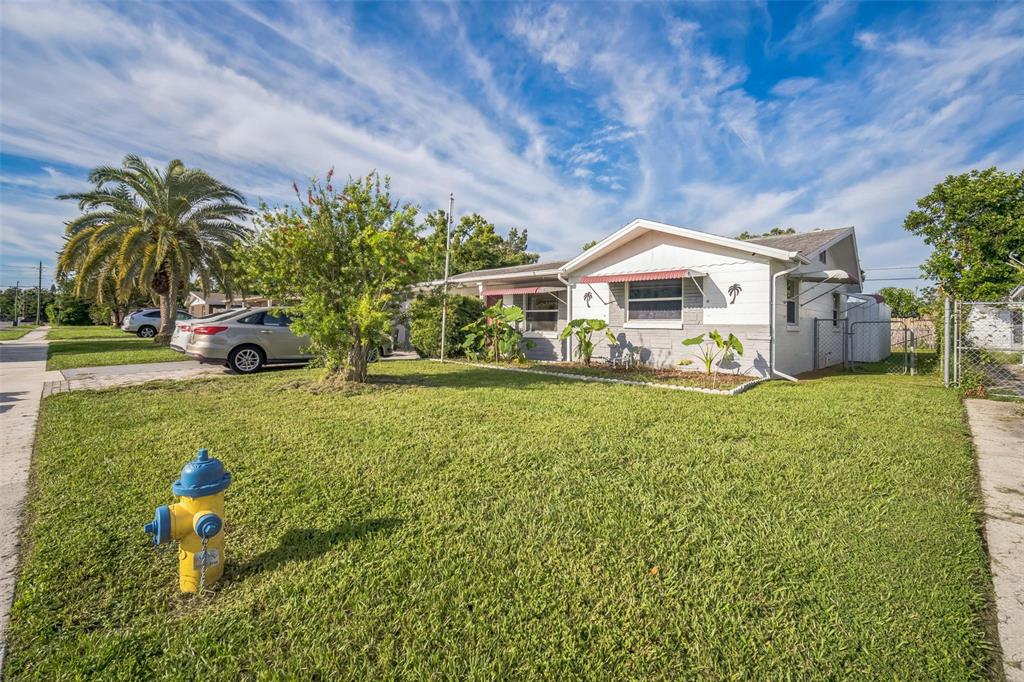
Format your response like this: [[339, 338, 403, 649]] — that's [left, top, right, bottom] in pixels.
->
[[579, 268, 700, 284], [482, 285, 563, 296]]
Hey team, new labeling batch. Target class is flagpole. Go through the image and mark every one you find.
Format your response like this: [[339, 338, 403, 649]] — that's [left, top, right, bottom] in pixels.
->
[[439, 193, 454, 362]]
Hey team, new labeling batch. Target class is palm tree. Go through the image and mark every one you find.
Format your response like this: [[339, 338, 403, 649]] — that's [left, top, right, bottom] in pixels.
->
[[57, 155, 253, 341]]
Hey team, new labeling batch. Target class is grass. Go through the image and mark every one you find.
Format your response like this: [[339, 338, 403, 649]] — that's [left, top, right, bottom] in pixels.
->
[[6, 362, 996, 678], [46, 326, 182, 371], [47, 325, 127, 340], [0, 325, 36, 341]]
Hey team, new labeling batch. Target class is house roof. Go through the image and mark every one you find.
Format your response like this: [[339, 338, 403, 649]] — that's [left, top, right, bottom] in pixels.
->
[[746, 226, 852, 256], [448, 259, 569, 283], [561, 219, 806, 274]]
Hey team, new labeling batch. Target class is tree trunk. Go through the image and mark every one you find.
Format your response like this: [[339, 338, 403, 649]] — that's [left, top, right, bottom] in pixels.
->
[[344, 325, 369, 382], [155, 271, 177, 344]]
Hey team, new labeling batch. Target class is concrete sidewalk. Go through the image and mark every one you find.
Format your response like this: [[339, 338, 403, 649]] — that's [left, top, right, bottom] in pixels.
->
[[966, 399, 1024, 681], [0, 327, 53, 655]]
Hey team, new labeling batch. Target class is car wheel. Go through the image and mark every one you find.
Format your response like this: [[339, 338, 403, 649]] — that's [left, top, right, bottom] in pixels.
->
[[368, 347, 381, 363], [229, 345, 264, 373], [137, 325, 157, 338]]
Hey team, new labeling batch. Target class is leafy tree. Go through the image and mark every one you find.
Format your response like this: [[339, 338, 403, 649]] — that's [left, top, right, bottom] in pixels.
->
[[422, 211, 538, 279], [57, 155, 253, 342], [408, 292, 484, 358], [877, 287, 924, 318], [559, 318, 616, 366], [45, 292, 92, 326], [238, 171, 422, 382], [682, 330, 744, 375], [736, 227, 796, 241], [903, 167, 1024, 300]]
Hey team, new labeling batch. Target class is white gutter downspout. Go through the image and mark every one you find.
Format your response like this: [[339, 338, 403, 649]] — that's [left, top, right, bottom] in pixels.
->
[[770, 262, 801, 382], [557, 273, 572, 362]]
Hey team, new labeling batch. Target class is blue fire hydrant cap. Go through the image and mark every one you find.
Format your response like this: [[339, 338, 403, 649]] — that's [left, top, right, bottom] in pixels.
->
[[144, 505, 171, 545], [172, 448, 232, 498]]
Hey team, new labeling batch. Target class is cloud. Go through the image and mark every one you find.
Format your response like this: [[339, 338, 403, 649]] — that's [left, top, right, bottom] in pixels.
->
[[771, 77, 819, 97]]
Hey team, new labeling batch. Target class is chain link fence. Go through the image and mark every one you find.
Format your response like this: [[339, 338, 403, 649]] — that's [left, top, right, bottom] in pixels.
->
[[951, 300, 1024, 398], [815, 318, 937, 375]]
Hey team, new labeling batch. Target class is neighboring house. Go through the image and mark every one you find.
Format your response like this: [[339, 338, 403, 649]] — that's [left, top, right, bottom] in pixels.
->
[[437, 219, 881, 378], [185, 291, 274, 317], [965, 285, 1024, 351]]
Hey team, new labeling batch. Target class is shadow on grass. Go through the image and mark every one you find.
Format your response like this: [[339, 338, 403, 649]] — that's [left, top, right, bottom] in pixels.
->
[[368, 366, 569, 390], [231, 518, 403, 579]]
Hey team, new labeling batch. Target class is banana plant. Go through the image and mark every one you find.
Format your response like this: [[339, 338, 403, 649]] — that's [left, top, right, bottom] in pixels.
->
[[461, 303, 534, 362], [559, 318, 617, 366], [681, 329, 744, 375]]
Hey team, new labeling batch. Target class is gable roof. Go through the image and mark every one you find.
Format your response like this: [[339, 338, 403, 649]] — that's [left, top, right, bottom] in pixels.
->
[[448, 259, 569, 283], [561, 219, 806, 274], [746, 226, 852, 256]]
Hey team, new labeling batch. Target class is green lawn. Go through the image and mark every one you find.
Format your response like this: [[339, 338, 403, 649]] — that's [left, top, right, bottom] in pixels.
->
[[6, 363, 996, 678], [47, 325, 126, 340], [46, 326, 182, 371], [0, 325, 36, 341]]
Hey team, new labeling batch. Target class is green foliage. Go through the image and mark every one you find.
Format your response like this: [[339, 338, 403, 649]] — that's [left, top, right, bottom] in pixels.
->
[[736, 227, 796, 241], [903, 167, 1024, 300], [582, 239, 599, 251], [237, 171, 422, 382], [5, 362, 993, 679], [421, 210, 539, 279], [408, 292, 484, 358], [559, 318, 615, 366], [682, 330, 744, 375], [462, 303, 534, 362], [0, 286, 55, 323], [877, 287, 926, 318], [89, 303, 113, 326], [45, 294, 92, 326], [57, 154, 252, 342]]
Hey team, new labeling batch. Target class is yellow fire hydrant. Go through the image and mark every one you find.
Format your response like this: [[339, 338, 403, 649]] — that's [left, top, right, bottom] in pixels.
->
[[144, 448, 232, 592]]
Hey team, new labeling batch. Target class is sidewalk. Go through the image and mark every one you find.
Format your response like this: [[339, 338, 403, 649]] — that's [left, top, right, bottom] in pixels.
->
[[966, 399, 1024, 681], [0, 327, 53, 655]]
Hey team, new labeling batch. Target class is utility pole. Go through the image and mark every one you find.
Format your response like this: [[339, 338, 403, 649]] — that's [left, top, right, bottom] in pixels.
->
[[439, 193, 454, 362], [12, 281, 19, 326], [36, 261, 42, 325]]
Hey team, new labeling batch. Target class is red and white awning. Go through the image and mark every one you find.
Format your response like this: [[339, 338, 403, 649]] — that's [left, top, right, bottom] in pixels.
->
[[482, 285, 564, 296], [579, 268, 702, 284]]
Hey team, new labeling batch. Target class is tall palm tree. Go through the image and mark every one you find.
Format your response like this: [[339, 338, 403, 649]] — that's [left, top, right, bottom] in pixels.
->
[[57, 155, 253, 341]]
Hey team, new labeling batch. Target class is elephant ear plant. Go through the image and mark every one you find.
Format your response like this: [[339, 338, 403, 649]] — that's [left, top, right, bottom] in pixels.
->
[[462, 303, 535, 363], [559, 318, 617, 366], [681, 330, 744, 382]]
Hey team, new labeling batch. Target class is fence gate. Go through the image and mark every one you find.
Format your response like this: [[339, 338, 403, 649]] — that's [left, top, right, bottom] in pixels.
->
[[951, 300, 1024, 398], [815, 318, 930, 375]]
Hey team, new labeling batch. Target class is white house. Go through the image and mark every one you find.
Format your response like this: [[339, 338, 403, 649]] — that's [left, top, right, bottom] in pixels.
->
[[437, 220, 880, 378], [965, 285, 1024, 352]]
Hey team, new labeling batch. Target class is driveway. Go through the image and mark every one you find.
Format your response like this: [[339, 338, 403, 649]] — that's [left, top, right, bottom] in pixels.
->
[[966, 399, 1024, 681], [46, 360, 230, 394]]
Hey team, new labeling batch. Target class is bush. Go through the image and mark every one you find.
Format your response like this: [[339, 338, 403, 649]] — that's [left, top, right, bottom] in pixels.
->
[[89, 304, 114, 326], [45, 296, 92, 326], [409, 292, 484, 358]]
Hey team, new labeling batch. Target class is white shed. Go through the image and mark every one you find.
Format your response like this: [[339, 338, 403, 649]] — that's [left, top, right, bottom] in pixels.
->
[[846, 293, 892, 363]]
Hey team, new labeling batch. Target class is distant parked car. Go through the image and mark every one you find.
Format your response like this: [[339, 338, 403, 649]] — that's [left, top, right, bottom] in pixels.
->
[[122, 308, 192, 338], [170, 308, 250, 352], [184, 307, 392, 373]]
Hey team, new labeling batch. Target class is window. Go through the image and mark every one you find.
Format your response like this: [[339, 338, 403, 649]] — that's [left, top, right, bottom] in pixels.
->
[[832, 293, 841, 326], [145, 310, 161, 318], [785, 279, 799, 325], [627, 279, 683, 321], [818, 250, 828, 264], [523, 293, 558, 332], [262, 312, 293, 327], [238, 312, 263, 325]]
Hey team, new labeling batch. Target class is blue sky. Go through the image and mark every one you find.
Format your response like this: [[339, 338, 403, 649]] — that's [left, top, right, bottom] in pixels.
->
[[1, 1, 1022, 292]]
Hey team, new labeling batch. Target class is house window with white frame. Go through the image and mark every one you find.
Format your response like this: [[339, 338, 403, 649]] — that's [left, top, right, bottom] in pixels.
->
[[785, 279, 799, 325], [832, 292, 841, 326], [626, 279, 683, 321], [523, 293, 558, 332]]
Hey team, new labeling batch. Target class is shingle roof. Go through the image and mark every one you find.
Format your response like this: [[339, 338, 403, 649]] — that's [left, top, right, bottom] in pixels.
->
[[746, 227, 851, 256], [450, 259, 569, 281]]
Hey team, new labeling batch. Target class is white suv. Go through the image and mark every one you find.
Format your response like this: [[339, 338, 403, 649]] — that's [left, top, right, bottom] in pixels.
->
[[122, 308, 192, 338]]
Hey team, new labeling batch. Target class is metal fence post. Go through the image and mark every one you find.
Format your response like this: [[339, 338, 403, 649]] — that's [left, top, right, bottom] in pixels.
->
[[943, 297, 951, 387]]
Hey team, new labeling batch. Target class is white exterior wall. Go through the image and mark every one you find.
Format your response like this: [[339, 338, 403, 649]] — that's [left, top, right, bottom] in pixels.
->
[[568, 231, 772, 326], [966, 305, 1024, 350], [846, 297, 892, 363]]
